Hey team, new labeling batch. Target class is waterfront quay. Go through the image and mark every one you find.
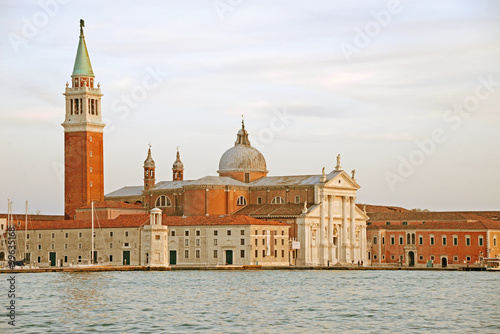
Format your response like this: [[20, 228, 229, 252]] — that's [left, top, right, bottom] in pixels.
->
[[0, 264, 487, 274]]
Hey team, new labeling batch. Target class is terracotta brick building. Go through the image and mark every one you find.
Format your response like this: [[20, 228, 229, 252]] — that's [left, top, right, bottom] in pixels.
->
[[365, 209, 500, 267]]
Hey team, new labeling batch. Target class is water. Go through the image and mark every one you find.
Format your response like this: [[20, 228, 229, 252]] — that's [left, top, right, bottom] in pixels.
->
[[1, 270, 499, 333]]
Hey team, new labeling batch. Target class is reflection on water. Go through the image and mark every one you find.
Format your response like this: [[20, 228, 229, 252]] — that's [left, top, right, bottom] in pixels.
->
[[1, 270, 500, 333]]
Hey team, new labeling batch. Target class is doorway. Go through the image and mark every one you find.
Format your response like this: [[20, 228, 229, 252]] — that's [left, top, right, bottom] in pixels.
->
[[408, 251, 415, 267], [169, 250, 177, 265], [225, 250, 233, 265], [49, 252, 56, 266], [123, 250, 130, 265], [441, 257, 447, 268]]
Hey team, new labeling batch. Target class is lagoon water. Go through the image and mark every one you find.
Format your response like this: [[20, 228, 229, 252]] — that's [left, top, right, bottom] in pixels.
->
[[1, 270, 499, 333]]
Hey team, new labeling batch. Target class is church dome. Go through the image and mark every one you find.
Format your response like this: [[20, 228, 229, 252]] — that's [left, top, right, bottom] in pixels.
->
[[218, 121, 268, 174]]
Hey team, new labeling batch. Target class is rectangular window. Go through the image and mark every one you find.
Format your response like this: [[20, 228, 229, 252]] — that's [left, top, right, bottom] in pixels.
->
[[399, 236, 403, 245], [262, 250, 266, 257], [430, 236, 435, 245], [257, 197, 262, 204], [391, 255, 395, 260], [125, 231, 129, 237], [196, 239, 200, 246], [185, 239, 189, 247], [27, 233, 30, 239], [255, 239, 258, 246], [64, 256, 68, 263], [38, 244, 42, 250], [110, 255, 113, 262], [373, 237, 377, 245], [110, 243, 113, 248], [282, 239, 284, 245], [64, 244, 68, 249], [419, 236, 423, 245], [479, 237, 484, 246], [241, 250, 245, 258], [430, 255, 435, 261], [373, 254, 377, 260], [185, 250, 189, 258], [155, 235, 160, 240], [26, 244, 29, 250], [78, 256, 81, 262], [466, 256, 471, 262], [382, 237, 385, 245], [255, 249, 258, 257], [196, 230, 200, 236], [124, 242, 130, 247], [196, 250, 200, 258], [38, 256, 41, 263], [391, 236, 395, 245], [241, 239, 245, 245], [65, 233, 69, 238], [171, 231, 176, 236], [39, 233, 42, 239], [453, 256, 458, 262], [419, 255, 424, 261], [453, 236, 458, 246], [185, 230, 189, 236], [110, 231, 113, 237], [262, 239, 265, 245], [214, 239, 218, 246], [227, 230, 231, 236], [442, 236, 447, 246], [214, 230, 218, 236], [214, 250, 218, 258], [241, 230, 245, 235], [466, 237, 470, 246], [282, 250, 285, 257], [78, 243, 82, 249]]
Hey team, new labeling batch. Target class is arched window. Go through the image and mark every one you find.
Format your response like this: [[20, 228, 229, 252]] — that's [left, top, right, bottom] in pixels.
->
[[295, 196, 300, 203], [156, 195, 171, 207], [237, 196, 247, 206], [271, 196, 285, 204]]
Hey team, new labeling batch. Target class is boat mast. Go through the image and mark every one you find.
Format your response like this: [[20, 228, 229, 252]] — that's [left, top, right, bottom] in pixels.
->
[[91, 201, 94, 264]]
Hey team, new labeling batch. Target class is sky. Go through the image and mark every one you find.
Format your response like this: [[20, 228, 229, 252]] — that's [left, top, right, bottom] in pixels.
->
[[1, 0, 499, 215]]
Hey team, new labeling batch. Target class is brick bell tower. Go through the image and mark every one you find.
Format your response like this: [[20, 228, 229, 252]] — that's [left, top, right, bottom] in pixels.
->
[[62, 20, 104, 219]]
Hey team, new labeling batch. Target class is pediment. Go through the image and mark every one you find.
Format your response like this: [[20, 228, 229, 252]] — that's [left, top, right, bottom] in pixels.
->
[[325, 170, 360, 190]]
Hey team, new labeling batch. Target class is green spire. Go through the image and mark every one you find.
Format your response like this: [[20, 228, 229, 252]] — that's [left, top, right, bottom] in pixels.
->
[[72, 21, 94, 77]]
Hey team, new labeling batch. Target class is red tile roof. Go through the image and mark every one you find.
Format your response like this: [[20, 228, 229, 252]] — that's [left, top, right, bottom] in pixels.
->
[[357, 204, 409, 213], [233, 203, 308, 216], [164, 215, 289, 227], [367, 220, 500, 231], [0, 214, 64, 221], [76, 201, 144, 210], [14, 215, 150, 230], [13, 214, 287, 231]]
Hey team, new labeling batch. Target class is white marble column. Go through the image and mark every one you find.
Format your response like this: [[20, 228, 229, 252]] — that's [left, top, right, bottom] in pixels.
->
[[328, 195, 334, 263], [350, 196, 356, 262], [319, 193, 326, 265], [341, 196, 348, 263]]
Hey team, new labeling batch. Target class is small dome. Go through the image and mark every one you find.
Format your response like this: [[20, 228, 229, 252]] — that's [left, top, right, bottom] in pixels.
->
[[218, 121, 267, 174], [172, 149, 184, 170], [144, 147, 155, 168]]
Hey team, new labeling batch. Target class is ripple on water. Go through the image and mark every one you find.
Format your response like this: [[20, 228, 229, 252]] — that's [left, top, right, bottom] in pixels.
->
[[1, 270, 500, 333]]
